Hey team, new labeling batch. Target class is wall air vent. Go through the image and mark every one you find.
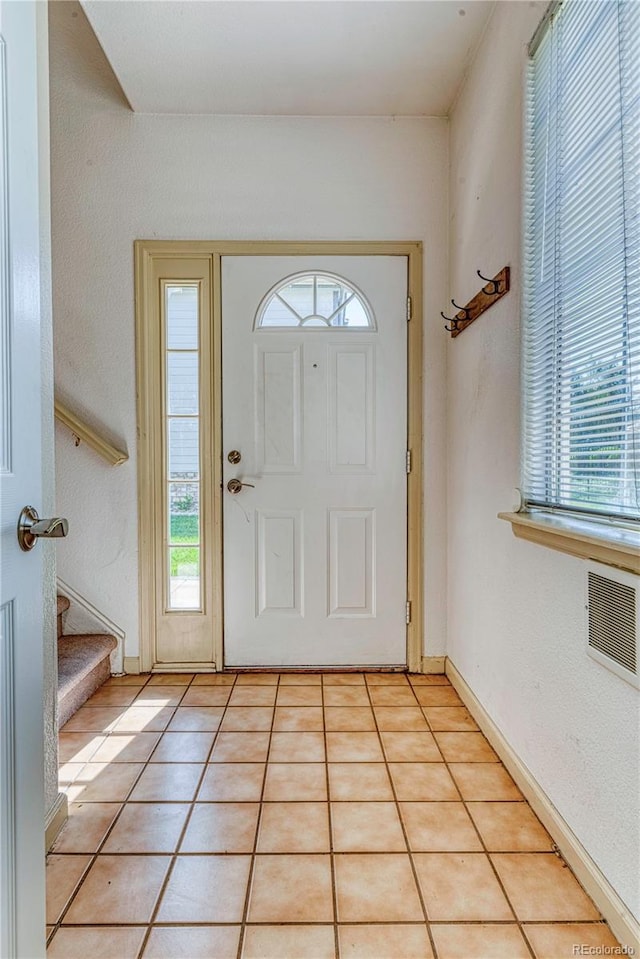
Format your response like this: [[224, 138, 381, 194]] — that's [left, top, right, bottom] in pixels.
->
[[586, 564, 639, 690]]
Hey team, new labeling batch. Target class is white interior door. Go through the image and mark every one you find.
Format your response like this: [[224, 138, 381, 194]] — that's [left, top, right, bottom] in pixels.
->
[[222, 256, 407, 667], [0, 3, 46, 957]]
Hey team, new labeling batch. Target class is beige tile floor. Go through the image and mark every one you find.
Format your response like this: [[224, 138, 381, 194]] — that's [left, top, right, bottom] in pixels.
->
[[47, 671, 620, 959]]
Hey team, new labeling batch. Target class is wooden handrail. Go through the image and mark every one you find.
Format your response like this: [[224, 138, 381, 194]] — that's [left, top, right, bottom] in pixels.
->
[[54, 400, 129, 467]]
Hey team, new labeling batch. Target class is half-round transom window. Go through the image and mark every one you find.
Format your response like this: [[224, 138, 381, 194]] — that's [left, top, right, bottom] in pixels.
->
[[255, 272, 376, 330]]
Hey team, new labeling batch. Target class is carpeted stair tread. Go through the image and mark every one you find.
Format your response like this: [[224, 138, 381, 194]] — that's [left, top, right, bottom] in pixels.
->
[[57, 595, 70, 617], [58, 633, 117, 701]]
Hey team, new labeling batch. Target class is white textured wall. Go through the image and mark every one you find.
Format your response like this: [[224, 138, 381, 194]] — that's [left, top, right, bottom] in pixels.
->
[[447, 1, 640, 919], [49, 2, 449, 662]]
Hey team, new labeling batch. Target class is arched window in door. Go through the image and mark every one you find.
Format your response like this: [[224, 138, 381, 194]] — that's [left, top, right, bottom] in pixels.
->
[[255, 272, 376, 330]]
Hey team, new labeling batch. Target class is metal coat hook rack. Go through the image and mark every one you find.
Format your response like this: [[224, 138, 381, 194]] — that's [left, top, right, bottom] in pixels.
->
[[444, 266, 510, 338]]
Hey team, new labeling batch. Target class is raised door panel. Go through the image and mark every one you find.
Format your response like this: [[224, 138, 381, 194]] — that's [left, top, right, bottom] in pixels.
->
[[256, 510, 303, 617], [328, 344, 375, 474], [255, 345, 302, 474], [328, 508, 375, 617]]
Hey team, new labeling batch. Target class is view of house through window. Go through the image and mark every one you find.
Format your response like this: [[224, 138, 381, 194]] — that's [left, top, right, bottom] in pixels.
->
[[522, 0, 639, 523], [255, 272, 375, 329]]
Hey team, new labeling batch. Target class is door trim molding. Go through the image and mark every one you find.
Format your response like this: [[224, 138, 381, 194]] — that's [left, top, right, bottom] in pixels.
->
[[135, 240, 424, 673]]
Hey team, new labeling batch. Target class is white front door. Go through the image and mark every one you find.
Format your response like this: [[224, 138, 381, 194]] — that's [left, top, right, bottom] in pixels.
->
[[0, 3, 47, 957], [222, 256, 407, 667]]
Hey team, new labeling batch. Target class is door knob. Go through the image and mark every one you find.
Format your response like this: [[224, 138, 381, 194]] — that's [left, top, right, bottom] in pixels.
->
[[17, 505, 69, 552], [227, 478, 255, 494]]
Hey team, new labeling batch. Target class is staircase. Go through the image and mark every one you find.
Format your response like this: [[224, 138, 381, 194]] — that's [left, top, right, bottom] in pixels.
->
[[57, 595, 117, 728]]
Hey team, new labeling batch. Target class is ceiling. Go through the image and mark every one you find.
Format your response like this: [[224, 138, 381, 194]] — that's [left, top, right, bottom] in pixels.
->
[[80, 1, 495, 116]]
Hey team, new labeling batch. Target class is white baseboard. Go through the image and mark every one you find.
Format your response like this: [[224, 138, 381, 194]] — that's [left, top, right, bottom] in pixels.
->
[[123, 656, 141, 675], [45, 791, 68, 851], [446, 659, 640, 953], [57, 578, 125, 673], [421, 655, 446, 674]]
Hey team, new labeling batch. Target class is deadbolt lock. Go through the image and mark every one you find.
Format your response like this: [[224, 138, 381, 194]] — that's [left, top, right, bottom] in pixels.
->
[[227, 450, 241, 465]]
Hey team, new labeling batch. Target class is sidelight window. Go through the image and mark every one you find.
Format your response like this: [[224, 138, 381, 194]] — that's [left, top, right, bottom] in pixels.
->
[[165, 285, 201, 609]]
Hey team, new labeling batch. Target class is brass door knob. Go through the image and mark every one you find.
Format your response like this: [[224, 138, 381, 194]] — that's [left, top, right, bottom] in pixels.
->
[[227, 478, 255, 494]]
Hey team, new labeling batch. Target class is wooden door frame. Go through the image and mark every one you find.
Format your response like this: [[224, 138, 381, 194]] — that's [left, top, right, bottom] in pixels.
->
[[135, 240, 424, 673]]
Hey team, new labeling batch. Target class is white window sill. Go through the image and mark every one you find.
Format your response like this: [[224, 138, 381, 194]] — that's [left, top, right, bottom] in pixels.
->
[[498, 510, 640, 575]]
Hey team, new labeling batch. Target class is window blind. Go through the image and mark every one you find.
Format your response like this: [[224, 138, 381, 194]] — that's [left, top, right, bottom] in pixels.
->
[[522, 0, 640, 523]]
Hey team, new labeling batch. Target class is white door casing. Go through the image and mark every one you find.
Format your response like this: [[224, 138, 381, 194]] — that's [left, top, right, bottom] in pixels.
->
[[222, 256, 408, 667], [0, 2, 47, 957]]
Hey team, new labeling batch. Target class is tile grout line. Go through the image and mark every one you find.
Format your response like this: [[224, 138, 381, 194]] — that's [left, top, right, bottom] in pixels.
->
[[363, 673, 440, 959], [52, 672, 231, 956], [48, 670, 160, 941], [321, 675, 341, 959], [46, 917, 617, 928], [136, 671, 239, 959], [428, 681, 597, 955], [235, 672, 281, 959], [131, 678, 194, 959], [411, 677, 584, 954], [418, 680, 538, 959], [49, 671, 615, 955]]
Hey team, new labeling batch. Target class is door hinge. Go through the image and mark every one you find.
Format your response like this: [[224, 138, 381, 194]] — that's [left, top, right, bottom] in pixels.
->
[[406, 449, 412, 474], [406, 600, 412, 625], [406, 296, 412, 322]]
